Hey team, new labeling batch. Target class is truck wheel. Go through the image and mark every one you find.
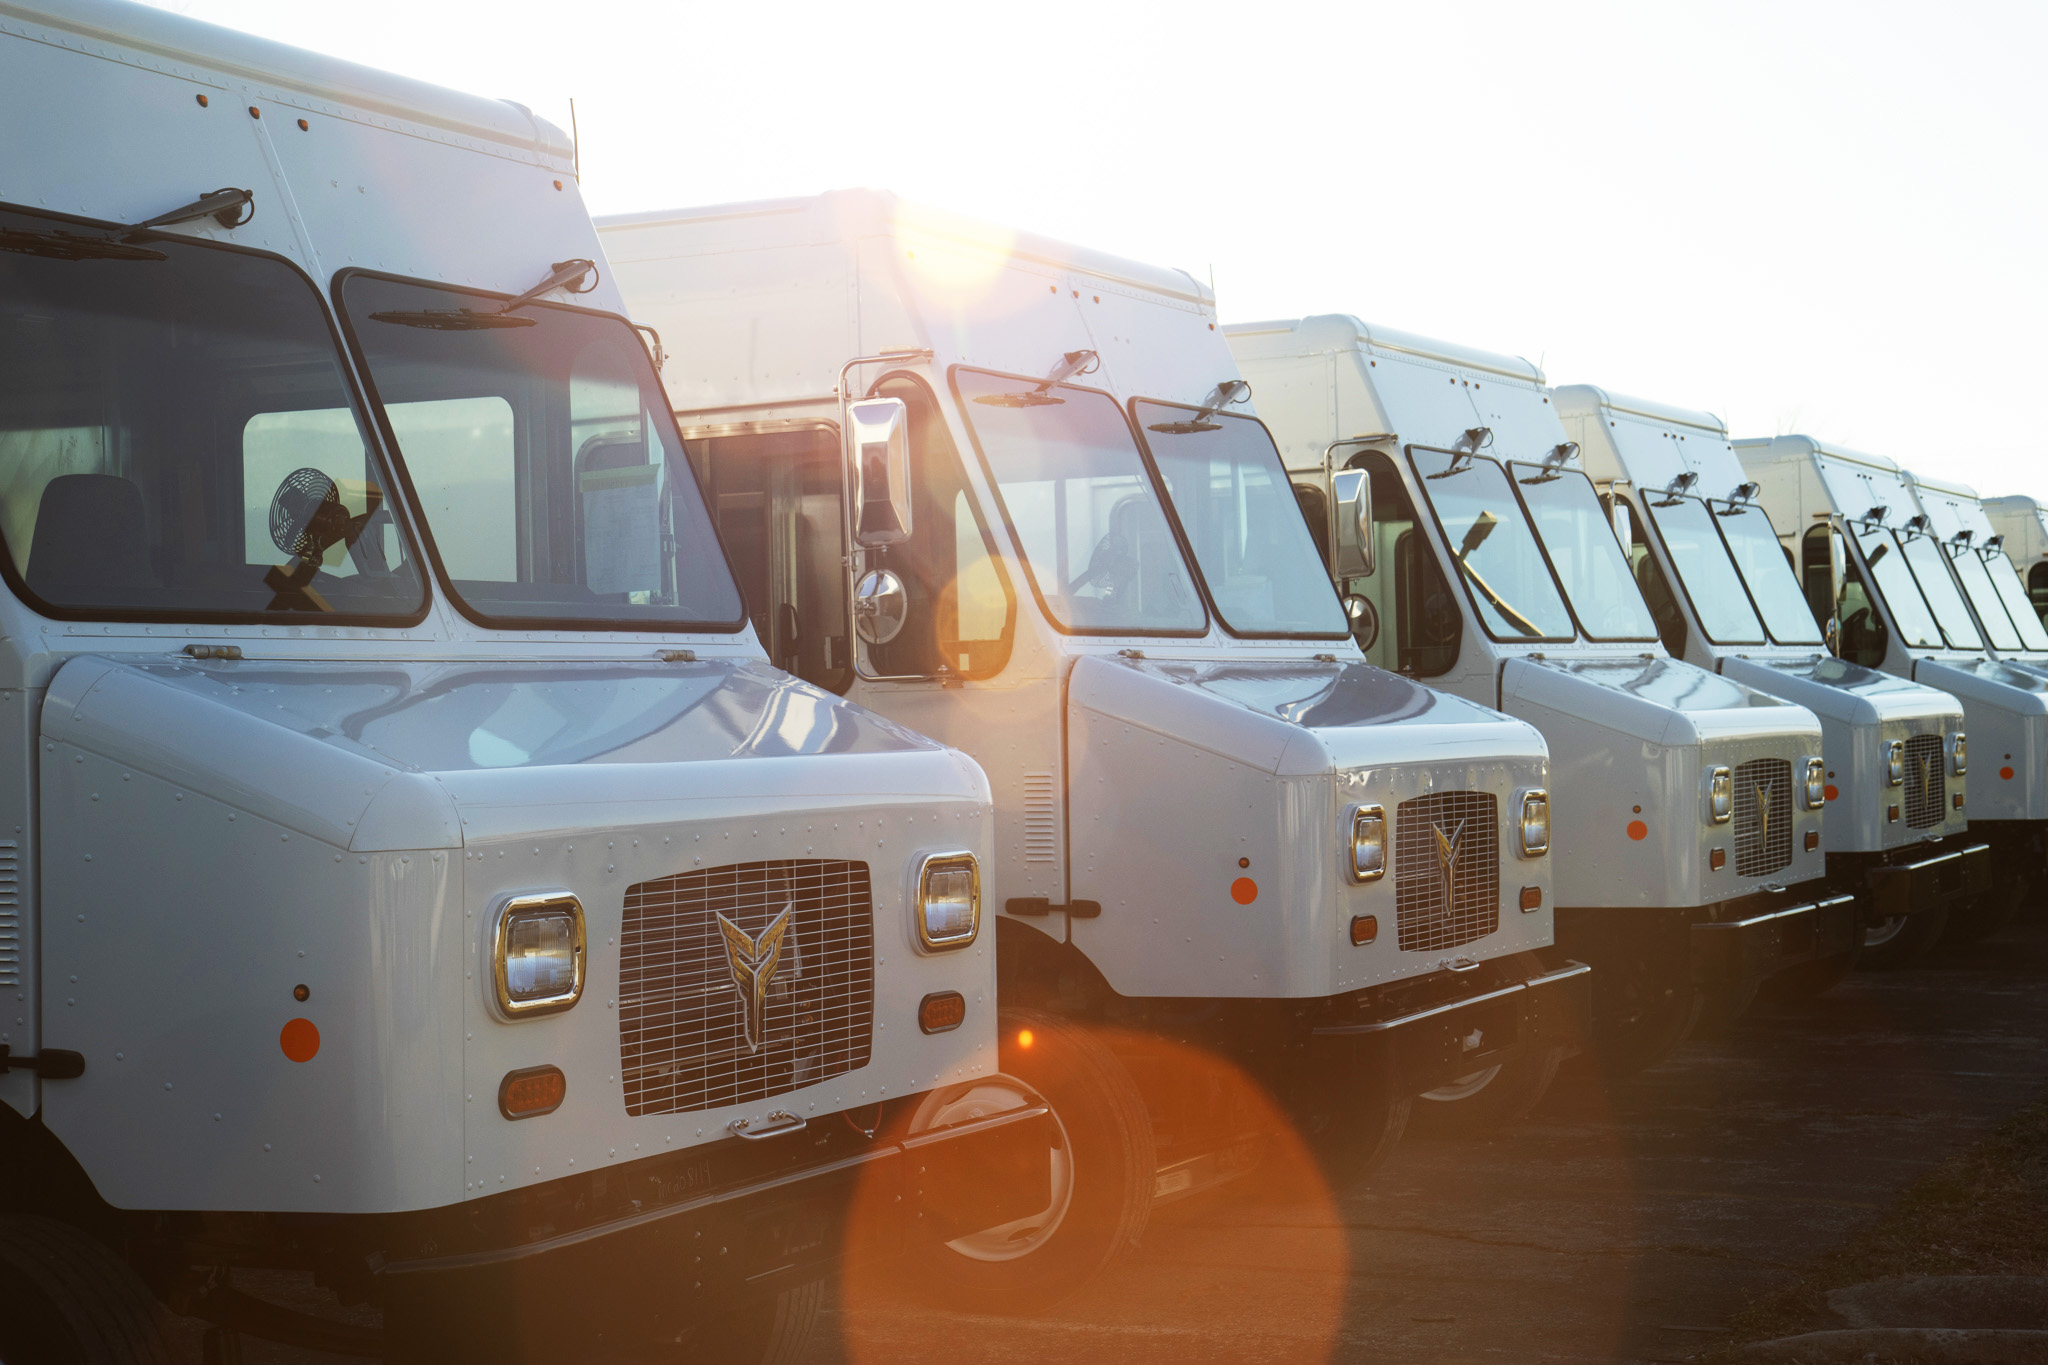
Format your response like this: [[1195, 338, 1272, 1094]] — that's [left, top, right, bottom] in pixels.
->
[[1411, 1045, 1567, 1138], [690, 1281, 824, 1365], [1296, 1085, 1411, 1192], [1590, 973, 1700, 1077], [908, 1008, 1153, 1313], [1858, 903, 1949, 968], [0, 1215, 172, 1365]]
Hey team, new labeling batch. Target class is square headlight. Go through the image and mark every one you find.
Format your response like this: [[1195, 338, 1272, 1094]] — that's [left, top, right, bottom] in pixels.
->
[[493, 894, 585, 1018], [1348, 805, 1387, 883], [1952, 732, 1967, 776], [1886, 739, 1905, 786], [1803, 757, 1827, 810], [916, 852, 980, 951], [1519, 790, 1550, 857], [1708, 766, 1733, 823]]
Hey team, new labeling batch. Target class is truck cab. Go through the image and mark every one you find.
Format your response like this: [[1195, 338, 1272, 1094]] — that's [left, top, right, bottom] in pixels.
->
[[0, 5, 1046, 1361], [1553, 387, 1981, 968], [1736, 436, 2048, 942], [1228, 317, 1850, 1073], [1982, 494, 2048, 625], [598, 191, 1587, 1301]]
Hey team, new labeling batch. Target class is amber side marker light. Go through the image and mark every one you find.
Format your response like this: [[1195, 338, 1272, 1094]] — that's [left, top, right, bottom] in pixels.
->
[[1953, 793, 1965, 810], [1710, 848, 1727, 871], [1805, 831, 1821, 852], [1349, 914, 1378, 945], [498, 1065, 566, 1120], [1519, 886, 1542, 912], [918, 991, 966, 1034]]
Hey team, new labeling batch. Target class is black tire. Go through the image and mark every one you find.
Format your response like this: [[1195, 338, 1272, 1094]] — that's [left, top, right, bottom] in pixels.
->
[[908, 1007, 1154, 1314], [1857, 903, 1949, 969], [690, 1280, 824, 1365], [1410, 1045, 1566, 1138], [1294, 1084, 1411, 1191], [1590, 972, 1700, 1077], [0, 1216, 172, 1365]]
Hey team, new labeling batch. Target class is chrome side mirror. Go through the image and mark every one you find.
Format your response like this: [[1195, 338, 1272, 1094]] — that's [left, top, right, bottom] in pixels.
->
[[848, 397, 913, 546], [1330, 468, 1374, 579], [852, 569, 908, 645], [1828, 525, 1848, 605], [1343, 593, 1379, 651]]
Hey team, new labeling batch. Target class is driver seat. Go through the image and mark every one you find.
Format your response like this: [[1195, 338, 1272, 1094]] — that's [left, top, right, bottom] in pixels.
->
[[25, 474, 151, 599]]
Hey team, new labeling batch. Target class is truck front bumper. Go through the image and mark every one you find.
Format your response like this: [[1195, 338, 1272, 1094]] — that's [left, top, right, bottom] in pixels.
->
[[376, 1091, 1053, 1360], [1861, 841, 1992, 920], [1691, 887, 1859, 996], [1310, 959, 1593, 1094]]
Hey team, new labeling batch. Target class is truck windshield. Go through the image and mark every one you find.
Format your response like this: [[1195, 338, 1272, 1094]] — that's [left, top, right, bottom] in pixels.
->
[[1642, 495, 1765, 644], [1982, 550, 2048, 651], [1409, 448, 1574, 640], [1711, 502, 1826, 645], [955, 370, 1203, 633], [1512, 464, 1660, 642], [339, 276, 743, 631], [1895, 530, 1984, 650], [1132, 401, 1346, 638], [1946, 542, 2029, 652], [1849, 523, 1943, 649], [0, 208, 424, 621]]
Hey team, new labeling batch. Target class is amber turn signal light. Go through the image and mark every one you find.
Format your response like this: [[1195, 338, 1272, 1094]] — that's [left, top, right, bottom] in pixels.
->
[[918, 991, 966, 1034], [1888, 804, 1901, 823], [1518, 886, 1542, 912], [1804, 830, 1820, 852], [498, 1065, 565, 1121], [1953, 793, 1965, 810], [1349, 914, 1378, 946], [1710, 848, 1727, 871]]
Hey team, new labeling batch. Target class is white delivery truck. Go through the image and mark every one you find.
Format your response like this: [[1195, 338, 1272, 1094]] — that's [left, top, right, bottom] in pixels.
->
[[1981, 495, 2048, 626], [0, 5, 1052, 1361], [1553, 388, 1981, 968], [1737, 437, 2048, 944], [598, 190, 1587, 1303], [1228, 319, 1849, 1072]]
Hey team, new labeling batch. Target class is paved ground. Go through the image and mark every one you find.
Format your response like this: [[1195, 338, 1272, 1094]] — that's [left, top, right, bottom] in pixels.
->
[[179, 916, 2048, 1364]]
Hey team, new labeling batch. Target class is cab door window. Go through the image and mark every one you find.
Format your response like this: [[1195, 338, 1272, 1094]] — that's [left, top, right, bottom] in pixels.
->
[[1339, 452, 1458, 677]]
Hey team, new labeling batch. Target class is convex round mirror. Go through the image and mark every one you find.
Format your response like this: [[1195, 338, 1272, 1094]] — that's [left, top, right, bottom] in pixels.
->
[[1343, 593, 1379, 651], [853, 568, 908, 645]]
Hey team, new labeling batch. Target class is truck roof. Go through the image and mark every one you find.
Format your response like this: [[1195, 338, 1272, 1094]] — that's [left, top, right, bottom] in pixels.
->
[[3, 0, 570, 162], [1225, 315, 1545, 385], [1551, 383, 1724, 437], [1553, 384, 1747, 499], [1732, 433, 1902, 475]]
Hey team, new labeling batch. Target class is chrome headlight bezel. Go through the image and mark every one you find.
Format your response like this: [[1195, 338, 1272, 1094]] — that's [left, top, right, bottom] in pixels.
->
[[1348, 804, 1387, 883], [914, 851, 981, 952], [1708, 766, 1733, 824], [1518, 789, 1550, 857], [1886, 739, 1905, 786], [492, 893, 587, 1019], [1803, 757, 1827, 810], [1952, 732, 1968, 776]]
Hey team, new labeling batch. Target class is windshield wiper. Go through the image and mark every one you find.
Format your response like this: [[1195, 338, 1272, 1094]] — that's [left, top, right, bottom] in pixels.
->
[[1146, 379, 1250, 434], [369, 257, 596, 331], [973, 349, 1097, 408], [0, 228, 168, 262], [1448, 511, 1543, 636]]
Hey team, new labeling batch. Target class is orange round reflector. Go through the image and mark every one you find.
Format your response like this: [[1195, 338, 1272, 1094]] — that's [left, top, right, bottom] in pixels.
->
[[918, 991, 966, 1034], [279, 1017, 319, 1063], [1348, 914, 1378, 946], [1823, 783, 1839, 802], [1626, 820, 1648, 841], [1231, 876, 1259, 905], [498, 1065, 566, 1120], [2001, 766, 2015, 781]]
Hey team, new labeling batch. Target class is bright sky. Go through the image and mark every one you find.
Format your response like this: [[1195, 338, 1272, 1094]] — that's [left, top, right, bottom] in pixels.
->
[[149, 0, 2048, 499]]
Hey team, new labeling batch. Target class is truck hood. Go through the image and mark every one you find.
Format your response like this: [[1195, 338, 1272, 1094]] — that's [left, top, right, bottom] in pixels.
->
[[1069, 655, 1545, 775], [1913, 656, 2048, 713], [43, 656, 959, 851], [1724, 654, 1962, 728], [1503, 655, 1817, 746]]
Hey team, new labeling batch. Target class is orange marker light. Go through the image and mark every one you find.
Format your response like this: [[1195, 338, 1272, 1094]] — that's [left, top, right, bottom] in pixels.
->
[[1824, 784, 1839, 802], [1231, 877, 1259, 905], [1626, 820, 1648, 841], [2001, 766, 2015, 781], [1805, 830, 1820, 852], [497, 1065, 566, 1120], [1710, 848, 1727, 871], [1519, 886, 1542, 912], [918, 991, 966, 1034], [1349, 915, 1378, 945], [279, 1017, 319, 1063]]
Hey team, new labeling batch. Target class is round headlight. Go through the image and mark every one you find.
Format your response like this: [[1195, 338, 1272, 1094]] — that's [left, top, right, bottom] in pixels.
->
[[1349, 805, 1387, 883]]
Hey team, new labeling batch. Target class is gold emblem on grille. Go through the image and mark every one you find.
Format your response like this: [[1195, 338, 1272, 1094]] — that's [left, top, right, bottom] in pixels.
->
[[1755, 784, 1773, 846], [717, 903, 793, 1052], [1431, 819, 1467, 896]]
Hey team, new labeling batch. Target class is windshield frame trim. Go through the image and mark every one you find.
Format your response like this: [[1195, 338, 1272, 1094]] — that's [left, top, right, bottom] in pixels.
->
[[0, 202, 435, 630], [1504, 460, 1660, 645], [1843, 517, 1946, 653], [1403, 444, 1577, 646], [1124, 396, 1349, 641], [1701, 497, 1827, 647], [331, 267, 749, 637], [1636, 492, 1768, 648], [1890, 523, 1985, 652], [1977, 546, 2048, 655], [945, 363, 1209, 639]]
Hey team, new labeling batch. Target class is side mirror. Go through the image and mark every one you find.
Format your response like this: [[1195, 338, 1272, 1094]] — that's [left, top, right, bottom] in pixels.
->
[[1828, 525, 1848, 605], [852, 568, 908, 645], [1330, 468, 1374, 579], [1342, 593, 1379, 651], [848, 397, 913, 546]]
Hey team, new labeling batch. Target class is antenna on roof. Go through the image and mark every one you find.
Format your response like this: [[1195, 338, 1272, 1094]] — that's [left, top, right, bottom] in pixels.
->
[[569, 98, 581, 182]]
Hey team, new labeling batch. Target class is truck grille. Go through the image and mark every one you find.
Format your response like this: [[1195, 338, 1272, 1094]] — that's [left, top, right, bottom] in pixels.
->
[[619, 859, 873, 1117], [1394, 791, 1499, 952], [1903, 734, 1946, 830], [1733, 758, 1793, 878]]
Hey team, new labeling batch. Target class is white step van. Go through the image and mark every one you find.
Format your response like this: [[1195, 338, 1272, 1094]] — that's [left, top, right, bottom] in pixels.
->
[[1228, 319, 1848, 1071], [0, 4, 1048, 1360], [1737, 437, 2048, 943], [597, 191, 1587, 1301], [1982, 495, 2048, 625], [1554, 388, 1981, 968]]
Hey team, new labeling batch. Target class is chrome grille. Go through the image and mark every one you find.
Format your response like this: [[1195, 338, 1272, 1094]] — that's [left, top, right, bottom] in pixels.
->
[[619, 859, 873, 1117], [1394, 791, 1500, 952], [1903, 734, 1946, 830], [1733, 758, 1793, 878]]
